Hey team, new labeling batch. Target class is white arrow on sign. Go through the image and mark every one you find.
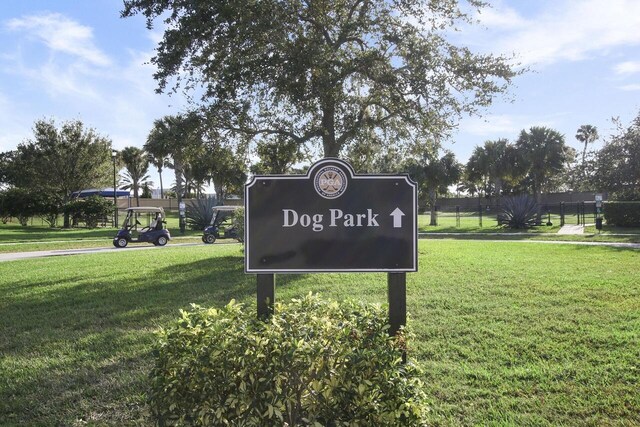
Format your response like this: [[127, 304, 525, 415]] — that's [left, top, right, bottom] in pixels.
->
[[390, 207, 405, 228]]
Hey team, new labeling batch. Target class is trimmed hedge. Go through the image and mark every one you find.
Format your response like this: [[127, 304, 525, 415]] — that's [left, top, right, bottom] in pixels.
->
[[63, 196, 113, 228], [149, 294, 429, 426], [603, 201, 640, 227]]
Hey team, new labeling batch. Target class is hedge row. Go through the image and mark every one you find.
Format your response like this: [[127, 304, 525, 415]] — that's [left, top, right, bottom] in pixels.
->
[[604, 202, 640, 227], [149, 294, 429, 426]]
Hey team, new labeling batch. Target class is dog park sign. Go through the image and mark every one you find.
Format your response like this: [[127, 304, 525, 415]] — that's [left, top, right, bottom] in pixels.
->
[[245, 158, 417, 273], [245, 158, 417, 337]]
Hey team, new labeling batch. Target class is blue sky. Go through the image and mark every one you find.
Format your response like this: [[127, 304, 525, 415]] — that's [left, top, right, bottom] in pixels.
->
[[1, 0, 640, 184]]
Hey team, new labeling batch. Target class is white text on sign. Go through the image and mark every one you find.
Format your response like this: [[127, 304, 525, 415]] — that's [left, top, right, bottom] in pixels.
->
[[282, 208, 380, 232]]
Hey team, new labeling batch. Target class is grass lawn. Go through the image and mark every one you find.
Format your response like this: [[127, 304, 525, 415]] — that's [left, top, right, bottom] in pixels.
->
[[0, 212, 204, 253], [1, 241, 638, 425], [2, 212, 638, 254]]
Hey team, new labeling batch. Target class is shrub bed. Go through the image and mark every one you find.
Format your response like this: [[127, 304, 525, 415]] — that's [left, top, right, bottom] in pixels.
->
[[149, 294, 429, 426], [604, 201, 640, 227]]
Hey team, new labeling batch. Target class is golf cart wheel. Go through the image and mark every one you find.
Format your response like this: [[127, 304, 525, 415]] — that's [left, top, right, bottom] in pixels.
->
[[156, 236, 168, 246], [204, 234, 216, 244], [115, 238, 128, 248]]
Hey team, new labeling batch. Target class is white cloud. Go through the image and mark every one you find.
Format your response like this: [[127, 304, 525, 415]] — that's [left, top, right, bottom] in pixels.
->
[[614, 61, 640, 75], [5, 13, 111, 66], [458, 113, 559, 137], [458, 111, 570, 144], [471, 0, 640, 67], [617, 83, 640, 91], [476, 4, 526, 30]]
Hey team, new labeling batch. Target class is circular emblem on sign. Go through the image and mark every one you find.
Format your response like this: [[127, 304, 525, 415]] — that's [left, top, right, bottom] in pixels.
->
[[314, 166, 348, 199]]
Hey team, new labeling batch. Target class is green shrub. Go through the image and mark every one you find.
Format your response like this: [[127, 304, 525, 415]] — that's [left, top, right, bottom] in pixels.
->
[[185, 197, 217, 230], [149, 294, 429, 426], [610, 188, 640, 201], [1, 188, 41, 226], [499, 195, 538, 229], [63, 196, 113, 228], [231, 207, 244, 243], [603, 201, 640, 227]]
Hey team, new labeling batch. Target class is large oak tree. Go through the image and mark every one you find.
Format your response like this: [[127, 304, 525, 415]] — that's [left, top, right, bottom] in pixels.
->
[[122, 0, 520, 158]]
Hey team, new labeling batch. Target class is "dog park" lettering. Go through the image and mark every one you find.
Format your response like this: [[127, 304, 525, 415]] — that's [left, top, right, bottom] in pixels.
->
[[282, 208, 380, 232]]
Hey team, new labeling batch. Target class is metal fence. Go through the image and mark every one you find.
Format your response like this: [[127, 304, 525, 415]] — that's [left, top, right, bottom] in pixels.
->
[[428, 201, 600, 228]]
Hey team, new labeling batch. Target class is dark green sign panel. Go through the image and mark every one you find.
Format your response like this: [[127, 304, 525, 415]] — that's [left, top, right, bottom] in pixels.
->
[[245, 158, 417, 273]]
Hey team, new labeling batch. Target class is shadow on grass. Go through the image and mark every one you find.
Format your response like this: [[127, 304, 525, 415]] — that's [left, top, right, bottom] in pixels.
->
[[0, 253, 275, 425]]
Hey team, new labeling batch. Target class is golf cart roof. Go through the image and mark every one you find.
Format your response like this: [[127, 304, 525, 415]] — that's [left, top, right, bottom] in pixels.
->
[[212, 206, 240, 211], [126, 207, 165, 213]]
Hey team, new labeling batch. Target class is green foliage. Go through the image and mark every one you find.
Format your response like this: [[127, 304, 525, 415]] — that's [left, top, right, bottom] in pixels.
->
[[1, 119, 112, 200], [119, 146, 151, 206], [604, 202, 640, 227], [592, 113, 640, 194], [63, 196, 114, 228], [250, 136, 305, 175], [500, 195, 539, 229], [231, 207, 244, 243], [0, 188, 62, 226], [575, 124, 599, 174], [515, 126, 573, 196], [0, 188, 39, 226], [185, 197, 217, 230], [405, 149, 462, 224], [141, 182, 153, 198], [610, 188, 640, 201], [149, 294, 429, 426], [122, 0, 519, 158], [465, 139, 522, 197], [146, 113, 203, 200]]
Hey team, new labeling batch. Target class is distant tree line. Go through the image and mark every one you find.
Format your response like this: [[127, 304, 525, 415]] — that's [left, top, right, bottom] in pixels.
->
[[2, 0, 638, 228], [0, 119, 113, 227], [1, 109, 639, 228]]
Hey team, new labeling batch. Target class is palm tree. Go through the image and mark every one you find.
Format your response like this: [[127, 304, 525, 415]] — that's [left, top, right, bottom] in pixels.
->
[[147, 151, 169, 199], [465, 139, 523, 199], [146, 113, 203, 201], [120, 146, 150, 206], [575, 124, 599, 166], [516, 126, 572, 223], [575, 125, 599, 184], [406, 150, 462, 226]]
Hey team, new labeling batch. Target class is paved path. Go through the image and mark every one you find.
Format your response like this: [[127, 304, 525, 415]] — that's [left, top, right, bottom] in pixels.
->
[[557, 224, 585, 235], [0, 242, 202, 262]]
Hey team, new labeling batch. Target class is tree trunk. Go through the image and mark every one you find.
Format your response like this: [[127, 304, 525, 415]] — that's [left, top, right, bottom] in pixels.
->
[[321, 99, 338, 158], [429, 189, 438, 226], [534, 182, 542, 225], [495, 177, 503, 198], [158, 167, 164, 199], [174, 157, 184, 201], [134, 183, 140, 207], [63, 194, 70, 228], [213, 180, 224, 205]]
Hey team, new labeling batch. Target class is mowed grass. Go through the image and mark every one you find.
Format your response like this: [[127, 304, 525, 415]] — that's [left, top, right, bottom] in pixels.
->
[[2, 212, 639, 254], [0, 212, 203, 253], [0, 241, 639, 425]]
